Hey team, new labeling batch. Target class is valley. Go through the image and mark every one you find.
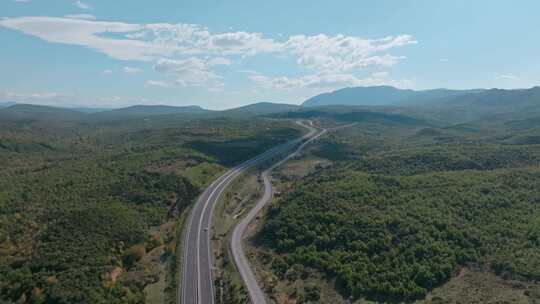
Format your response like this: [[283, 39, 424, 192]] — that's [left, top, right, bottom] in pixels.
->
[[2, 2, 540, 303], [2, 85, 540, 304]]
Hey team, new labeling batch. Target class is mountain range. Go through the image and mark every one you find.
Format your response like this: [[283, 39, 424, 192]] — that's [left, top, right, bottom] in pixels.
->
[[2, 86, 540, 124], [302, 86, 486, 107]]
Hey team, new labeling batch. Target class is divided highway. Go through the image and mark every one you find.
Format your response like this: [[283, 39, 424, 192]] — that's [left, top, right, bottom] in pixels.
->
[[180, 121, 325, 304]]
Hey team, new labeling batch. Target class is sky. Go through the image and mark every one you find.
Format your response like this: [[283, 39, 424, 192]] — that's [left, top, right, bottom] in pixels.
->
[[1, 0, 539, 110]]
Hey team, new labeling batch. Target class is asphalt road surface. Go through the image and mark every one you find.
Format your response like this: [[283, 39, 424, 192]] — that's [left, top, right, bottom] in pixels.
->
[[180, 120, 324, 304], [231, 122, 326, 304]]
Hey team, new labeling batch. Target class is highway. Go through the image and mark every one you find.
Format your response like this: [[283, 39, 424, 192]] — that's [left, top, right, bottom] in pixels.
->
[[231, 122, 326, 304], [179, 120, 325, 304]]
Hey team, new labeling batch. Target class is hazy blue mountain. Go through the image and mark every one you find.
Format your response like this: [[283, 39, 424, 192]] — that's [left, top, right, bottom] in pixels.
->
[[0, 102, 301, 121], [96, 104, 211, 117], [222, 102, 300, 117], [70, 107, 111, 113], [438, 86, 540, 107], [0, 103, 108, 114], [0, 101, 16, 108], [303, 86, 484, 107], [388, 86, 540, 125], [0, 104, 89, 122]]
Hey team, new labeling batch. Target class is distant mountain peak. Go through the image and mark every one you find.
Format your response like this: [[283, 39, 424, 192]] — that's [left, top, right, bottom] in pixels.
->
[[303, 86, 486, 107]]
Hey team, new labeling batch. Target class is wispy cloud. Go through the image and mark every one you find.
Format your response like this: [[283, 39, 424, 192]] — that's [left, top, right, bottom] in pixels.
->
[[495, 74, 519, 80], [145, 80, 173, 88], [75, 1, 92, 10], [65, 14, 96, 20], [236, 69, 258, 74], [0, 16, 417, 90], [153, 57, 227, 86], [123, 66, 141, 74], [249, 71, 415, 91], [1, 91, 67, 100], [0, 91, 73, 106], [0, 17, 154, 61], [283, 34, 416, 72]]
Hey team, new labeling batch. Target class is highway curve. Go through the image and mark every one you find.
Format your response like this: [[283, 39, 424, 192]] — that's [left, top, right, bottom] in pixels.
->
[[231, 122, 326, 304], [179, 120, 324, 304]]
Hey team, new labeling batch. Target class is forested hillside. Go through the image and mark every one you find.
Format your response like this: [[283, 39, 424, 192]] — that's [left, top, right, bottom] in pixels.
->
[[256, 117, 540, 303], [0, 109, 300, 304]]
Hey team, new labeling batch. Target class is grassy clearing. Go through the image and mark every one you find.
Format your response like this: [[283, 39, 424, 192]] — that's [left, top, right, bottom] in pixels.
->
[[417, 267, 540, 304]]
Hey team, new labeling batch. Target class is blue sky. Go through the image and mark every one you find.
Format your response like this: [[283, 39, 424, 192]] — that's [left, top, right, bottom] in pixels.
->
[[1, 0, 539, 109]]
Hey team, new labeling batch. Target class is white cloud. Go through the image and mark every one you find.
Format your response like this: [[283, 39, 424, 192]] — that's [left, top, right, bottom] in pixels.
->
[[153, 57, 229, 86], [495, 74, 519, 80], [0, 16, 414, 64], [12, 0, 31, 3], [207, 57, 231, 66], [133, 24, 283, 56], [64, 14, 96, 20], [123, 66, 141, 74], [145, 80, 173, 88], [249, 72, 414, 91], [0, 91, 72, 106], [75, 1, 92, 10], [208, 87, 224, 92], [99, 96, 121, 103], [102, 69, 113, 75], [0, 16, 417, 90], [249, 73, 379, 90], [0, 17, 282, 63], [283, 34, 416, 72], [236, 69, 258, 74], [0, 17, 176, 61], [204, 31, 281, 55]]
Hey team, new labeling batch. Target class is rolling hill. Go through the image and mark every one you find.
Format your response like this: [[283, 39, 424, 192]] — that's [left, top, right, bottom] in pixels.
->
[[437, 86, 540, 107], [4, 86, 540, 126], [0, 102, 301, 123], [413, 86, 540, 124], [95, 104, 211, 117], [269, 106, 427, 126], [222, 102, 300, 117], [0, 104, 88, 121]]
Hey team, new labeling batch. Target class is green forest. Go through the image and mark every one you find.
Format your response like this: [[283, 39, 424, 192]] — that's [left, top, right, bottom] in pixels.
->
[[3, 99, 540, 303], [258, 119, 540, 302], [0, 112, 300, 304]]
